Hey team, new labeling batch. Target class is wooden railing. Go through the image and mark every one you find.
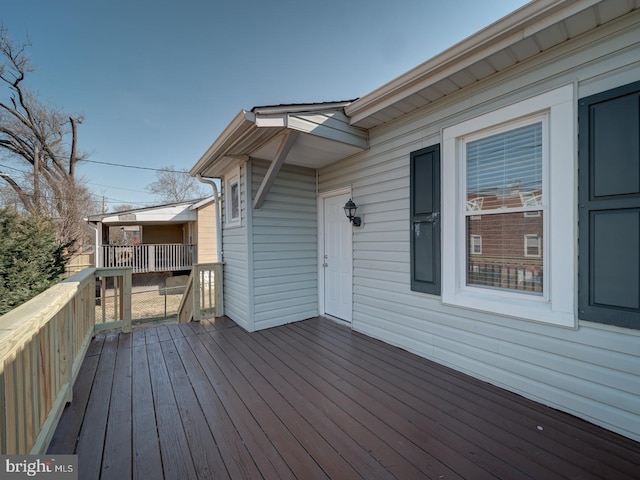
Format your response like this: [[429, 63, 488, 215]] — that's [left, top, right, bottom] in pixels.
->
[[94, 267, 133, 332], [100, 243, 196, 273], [0, 267, 132, 454], [178, 263, 223, 323]]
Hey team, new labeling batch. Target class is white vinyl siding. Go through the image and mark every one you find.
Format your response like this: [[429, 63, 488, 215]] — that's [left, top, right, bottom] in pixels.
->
[[251, 160, 318, 330], [318, 17, 640, 442], [222, 163, 250, 330]]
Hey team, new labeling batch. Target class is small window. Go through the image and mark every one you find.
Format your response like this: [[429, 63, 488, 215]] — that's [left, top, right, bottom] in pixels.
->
[[469, 235, 482, 255], [524, 234, 541, 258], [225, 167, 241, 227]]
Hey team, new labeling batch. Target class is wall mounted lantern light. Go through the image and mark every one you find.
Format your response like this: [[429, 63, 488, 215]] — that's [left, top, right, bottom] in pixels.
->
[[343, 198, 362, 227]]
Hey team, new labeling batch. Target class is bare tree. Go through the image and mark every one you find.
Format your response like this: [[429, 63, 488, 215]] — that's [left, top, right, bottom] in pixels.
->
[[146, 165, 207, 203], [0, 23, 92, 247], [112, 204, 135, 213]]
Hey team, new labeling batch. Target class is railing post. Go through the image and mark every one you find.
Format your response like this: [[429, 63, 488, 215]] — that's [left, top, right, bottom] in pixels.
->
[[214, 263, 224, 317], [122, 269, 132, 333], [193, 264, 201, 322]]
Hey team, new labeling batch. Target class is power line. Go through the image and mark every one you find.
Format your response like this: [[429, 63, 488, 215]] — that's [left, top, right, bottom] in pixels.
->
[[81, 159, 189, 173], [86, 181, 147, 193]]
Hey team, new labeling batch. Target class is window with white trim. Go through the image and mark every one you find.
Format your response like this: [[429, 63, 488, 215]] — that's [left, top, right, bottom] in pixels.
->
[[464, 118, 545, 295], [225, 167, 241, 227], [469, 235, 482, 255], [441, 85, 575, 327], [524, 234, 541, 258]]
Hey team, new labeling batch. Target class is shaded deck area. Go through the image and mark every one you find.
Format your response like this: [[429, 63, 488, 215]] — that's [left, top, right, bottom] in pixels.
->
[[48, 317, 640, 479]]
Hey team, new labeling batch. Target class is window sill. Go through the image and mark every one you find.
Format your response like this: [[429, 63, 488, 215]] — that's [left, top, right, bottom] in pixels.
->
[[442, 290, 575, 328]]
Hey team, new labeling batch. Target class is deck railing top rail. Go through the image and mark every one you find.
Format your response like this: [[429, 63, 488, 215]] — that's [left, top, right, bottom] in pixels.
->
[[0, 268, 95, 364]]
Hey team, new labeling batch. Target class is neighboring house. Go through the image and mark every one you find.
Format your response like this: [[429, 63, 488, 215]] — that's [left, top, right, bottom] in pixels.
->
[[86, 196, 218, 274], [190, 0, 640, 442]]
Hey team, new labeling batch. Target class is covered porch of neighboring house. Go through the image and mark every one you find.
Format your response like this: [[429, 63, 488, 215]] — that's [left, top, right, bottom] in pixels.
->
[[48, 316, 639, 480], [86, 197, 218, 274]]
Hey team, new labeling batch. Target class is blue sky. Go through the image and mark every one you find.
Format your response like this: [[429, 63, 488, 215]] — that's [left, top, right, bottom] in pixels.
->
[[1, 0, 529, 210]]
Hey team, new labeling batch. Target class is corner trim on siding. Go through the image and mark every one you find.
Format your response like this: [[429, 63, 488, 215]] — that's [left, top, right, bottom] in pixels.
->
[[245, 161, 256, 332]]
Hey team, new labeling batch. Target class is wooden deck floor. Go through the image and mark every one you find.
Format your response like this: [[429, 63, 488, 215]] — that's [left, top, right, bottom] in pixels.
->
[[48, 317, 640, 480]]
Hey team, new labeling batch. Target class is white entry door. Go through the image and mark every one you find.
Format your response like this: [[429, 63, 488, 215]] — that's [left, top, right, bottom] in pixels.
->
[[322, 191, 353, 322]]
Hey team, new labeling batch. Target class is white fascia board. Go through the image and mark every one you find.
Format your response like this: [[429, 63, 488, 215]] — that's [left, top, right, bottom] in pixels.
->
[[254, 114, 287, 128], [190, 195, 216, 210], [345, 0, 600, 124], [99, 205, 197, 224], [252, 101, 354, 116], [190, 110, 256, 176]]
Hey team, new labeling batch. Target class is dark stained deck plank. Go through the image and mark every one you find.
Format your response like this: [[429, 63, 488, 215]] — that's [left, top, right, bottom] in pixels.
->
[[100, 333, 132, 480], [159, 339, 230, 480], [46, 353, 99, 454], [167, 322, 186, 340], [131, 328, 147, 347], [183, 331, 297, 480], [255, 327, 445, 480], [290, 322, 569, 479], [304, 319, 640, 479], [199, 330, 334, 480], [49, 317, 640, 480], [155, 325, 173, 343], [279, 323, 502, 480], [183, 320, 208, 335], [75, 333, 118, 479], [214, 326, 392, 480], [85, 334, 105, 357], [131, 343, 163, 480], [200, 315, 236, 330], [146, 341, 198, 479], [224, 325, 414, 480], [171, 336, 263, 480], [144, 326, 160, 345]]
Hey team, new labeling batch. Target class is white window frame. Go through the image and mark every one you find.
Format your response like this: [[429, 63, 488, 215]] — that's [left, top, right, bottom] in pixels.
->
[[469, 234, 482, 255], [442, 84, 575, 328], [224, 166, 241, 228], [524, 234, 541, 258]]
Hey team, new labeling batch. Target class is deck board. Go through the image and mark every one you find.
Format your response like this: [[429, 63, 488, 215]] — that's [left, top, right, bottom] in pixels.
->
[[291, 322, 563, 479], [257, 325, 436, 479], [160, 338, 230, 480], [100, 333, 132, 480], [76, 333, 117, 479], [171, 336, 263, 480], [146, 341, 198, 479], [183, 331, 296, 480], [313, 320, 640, 479], [49, 317, 640, 480], [131, 343, 163, 480]]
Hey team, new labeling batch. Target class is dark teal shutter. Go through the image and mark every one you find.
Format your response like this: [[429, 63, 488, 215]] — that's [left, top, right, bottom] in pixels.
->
[[410, 145, 441, 294], [578, 80, 640, 329]]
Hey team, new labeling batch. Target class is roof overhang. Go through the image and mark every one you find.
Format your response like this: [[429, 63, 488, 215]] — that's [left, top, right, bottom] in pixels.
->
[[86, 198, 213, 226], [345, 0, 640, 128], [190, 101, 368, 179]]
